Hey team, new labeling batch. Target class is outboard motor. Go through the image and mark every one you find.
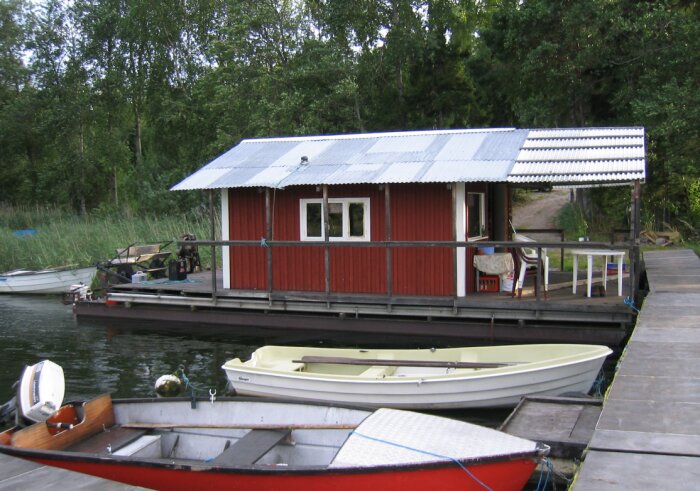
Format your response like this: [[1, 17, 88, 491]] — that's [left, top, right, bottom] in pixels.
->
[[0, 360, 65, 428]]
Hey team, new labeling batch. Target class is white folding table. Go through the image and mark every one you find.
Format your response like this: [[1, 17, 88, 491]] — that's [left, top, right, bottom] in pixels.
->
[[571, 249, 626, 297]]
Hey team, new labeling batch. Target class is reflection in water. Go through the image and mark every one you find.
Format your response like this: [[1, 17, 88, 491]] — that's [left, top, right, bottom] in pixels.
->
[[0, 295, 518, 427]]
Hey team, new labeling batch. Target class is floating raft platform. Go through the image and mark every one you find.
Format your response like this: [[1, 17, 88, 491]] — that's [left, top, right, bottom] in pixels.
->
[[75, 269, 636, 345], [500, 395, 602, 459]]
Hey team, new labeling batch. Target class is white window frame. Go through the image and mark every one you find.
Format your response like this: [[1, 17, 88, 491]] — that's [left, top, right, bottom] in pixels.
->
[[467, 192, 486, 239], [300, 197, 371, 241]]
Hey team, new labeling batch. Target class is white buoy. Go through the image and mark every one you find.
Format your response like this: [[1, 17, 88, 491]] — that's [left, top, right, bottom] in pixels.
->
[[154, 374, 183, 397]]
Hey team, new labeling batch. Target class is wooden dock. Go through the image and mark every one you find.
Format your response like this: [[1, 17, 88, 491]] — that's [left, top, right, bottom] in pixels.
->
[[0, 452, 146, 489], [572, 249, 700, 489]]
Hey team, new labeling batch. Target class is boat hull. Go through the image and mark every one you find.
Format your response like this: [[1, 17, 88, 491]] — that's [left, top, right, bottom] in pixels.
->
[[0, 396, 543, 491], [223, 344, 612, 409], [0, 267, 96, 294], [15, 451, 537, 491]]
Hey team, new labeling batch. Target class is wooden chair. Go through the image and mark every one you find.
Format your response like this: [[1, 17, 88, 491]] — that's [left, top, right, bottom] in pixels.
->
[[513, 234, 549, 298]]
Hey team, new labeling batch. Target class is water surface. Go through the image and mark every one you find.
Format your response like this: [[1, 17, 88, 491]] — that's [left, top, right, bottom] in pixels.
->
[[0, 295, 511, 427]]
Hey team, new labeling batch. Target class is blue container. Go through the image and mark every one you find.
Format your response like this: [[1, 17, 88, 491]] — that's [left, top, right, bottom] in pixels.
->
[[607, 262, 627, 272], [478, 246, 495, 255], [12, 229, 37, 237]]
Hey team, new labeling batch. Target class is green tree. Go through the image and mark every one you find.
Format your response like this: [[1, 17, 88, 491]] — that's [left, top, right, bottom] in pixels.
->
[[0, 0, 35, 205]]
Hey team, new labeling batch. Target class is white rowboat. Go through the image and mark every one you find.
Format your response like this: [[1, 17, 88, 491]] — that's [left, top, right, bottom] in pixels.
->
[[0, 266, 96, 294], [222, 344, 612, 409]]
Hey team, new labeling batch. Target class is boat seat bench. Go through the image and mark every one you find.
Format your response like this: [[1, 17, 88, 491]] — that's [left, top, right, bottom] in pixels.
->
[[360, 365, 396, 378], [68, 426, 147, 454], [211, 429, 291, 466], [267, 361, 305, 372]]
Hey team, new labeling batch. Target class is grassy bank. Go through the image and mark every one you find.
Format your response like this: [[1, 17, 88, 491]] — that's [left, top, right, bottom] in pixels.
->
[[0, 205, 220, 272]]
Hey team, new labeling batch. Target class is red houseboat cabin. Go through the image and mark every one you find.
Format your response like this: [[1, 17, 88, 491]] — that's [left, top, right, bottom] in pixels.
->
[[172, 127, 646, 299]]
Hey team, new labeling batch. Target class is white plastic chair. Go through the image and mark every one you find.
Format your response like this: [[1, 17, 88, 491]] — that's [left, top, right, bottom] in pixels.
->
[[513, 234, 549, 298]]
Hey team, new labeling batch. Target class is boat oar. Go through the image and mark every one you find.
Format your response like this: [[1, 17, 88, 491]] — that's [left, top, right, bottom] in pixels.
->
[[294, 355, 516, 369], [122, 423, 358, 430]]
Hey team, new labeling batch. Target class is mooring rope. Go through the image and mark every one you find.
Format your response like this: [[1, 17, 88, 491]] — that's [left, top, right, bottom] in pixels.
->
[[174, 366, 210, 394], [624, 296, 639, 312], [534, 457, 572, 490], [591, 371, 607, 398], [350, 431, 494, 491], [534, 458, 553, 490]]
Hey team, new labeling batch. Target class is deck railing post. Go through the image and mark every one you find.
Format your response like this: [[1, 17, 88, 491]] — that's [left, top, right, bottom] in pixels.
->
[[209, 189, 217, 302], [322, 185, 330, 304], [385, 185, 392, 308], [560, 230, 565, 272], [630, 180, 641, 301], [265, 188, 273, 301], [536, 247, 542, 301]]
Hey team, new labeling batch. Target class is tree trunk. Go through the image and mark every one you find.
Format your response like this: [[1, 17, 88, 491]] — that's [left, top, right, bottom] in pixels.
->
[[134, 103, 143, 168]]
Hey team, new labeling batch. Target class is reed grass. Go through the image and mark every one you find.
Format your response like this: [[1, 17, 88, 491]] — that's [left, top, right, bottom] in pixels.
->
[[0, 205, 220, 272]]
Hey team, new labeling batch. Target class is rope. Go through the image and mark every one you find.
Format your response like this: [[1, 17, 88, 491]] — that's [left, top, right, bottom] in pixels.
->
[[591, 371, 606, 398], [174, 366, 209, 394], [260, 237, 269, 248], [534, 458, 553, 490], [351, 431, 493, 491], [624, 296, 639, 312], [534, 458, 572, 491]]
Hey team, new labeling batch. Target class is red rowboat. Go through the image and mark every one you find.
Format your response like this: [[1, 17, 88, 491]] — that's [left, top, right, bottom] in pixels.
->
[[0, 393, 547, 490]]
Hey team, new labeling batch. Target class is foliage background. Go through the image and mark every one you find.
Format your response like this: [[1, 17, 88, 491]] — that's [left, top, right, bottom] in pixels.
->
[[0, 205, 217, 271], [0, 0, 698, 237]]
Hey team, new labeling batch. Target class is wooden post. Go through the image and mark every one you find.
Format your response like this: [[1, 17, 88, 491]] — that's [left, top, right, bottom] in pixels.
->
[[265, 188, 273, 299], [454, 183, 466, 297], [385, 185, 392, 304], [323, 185, 330, 299], [209, 189, 217, 300], [452, 183, 457, 300], [631, 180, 641, 300], [535, 247, 542, 301]]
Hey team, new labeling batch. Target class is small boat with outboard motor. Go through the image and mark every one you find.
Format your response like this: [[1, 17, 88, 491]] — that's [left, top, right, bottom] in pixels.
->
[[0, 360, 548, 491]]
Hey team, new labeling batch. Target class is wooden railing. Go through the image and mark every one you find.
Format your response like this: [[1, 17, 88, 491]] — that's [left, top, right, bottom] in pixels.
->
[[179, 235, 637, 304]]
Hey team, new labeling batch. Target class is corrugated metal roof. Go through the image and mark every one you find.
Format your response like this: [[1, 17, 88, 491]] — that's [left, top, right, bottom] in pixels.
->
[[509, 127, 646, 185], [171, 127, 645, 191]]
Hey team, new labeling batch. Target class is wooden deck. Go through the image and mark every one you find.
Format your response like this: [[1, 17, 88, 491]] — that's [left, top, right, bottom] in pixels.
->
[[0, 452, 146, 490], [573, 249, 700, 489], [75, 265, 638, 345]]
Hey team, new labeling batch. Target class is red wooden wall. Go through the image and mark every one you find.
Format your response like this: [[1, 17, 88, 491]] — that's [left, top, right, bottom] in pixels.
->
[[228, 183, 455, 296], [228, 189, 267, 290], [390, 184, 454, 296]]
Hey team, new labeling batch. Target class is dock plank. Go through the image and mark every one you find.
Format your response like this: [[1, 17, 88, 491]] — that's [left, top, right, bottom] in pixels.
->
[[0, 453, 146, 490], [589, 429, 700, 457], [606, 374, 700, 404], [595, 399, 700, 439], [574, 451, 700, 490]]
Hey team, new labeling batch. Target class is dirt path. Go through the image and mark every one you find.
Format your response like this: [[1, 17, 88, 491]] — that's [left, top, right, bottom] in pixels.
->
[[512, 189, 570, 230]]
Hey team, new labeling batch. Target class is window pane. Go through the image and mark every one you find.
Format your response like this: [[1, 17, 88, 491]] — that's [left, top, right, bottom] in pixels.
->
[[349, 203, 365, 237], [306, 203, 322, 237], [328, 202, 343, 237], [467, 193, 482, 238]]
